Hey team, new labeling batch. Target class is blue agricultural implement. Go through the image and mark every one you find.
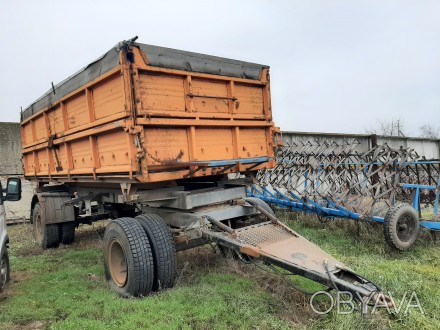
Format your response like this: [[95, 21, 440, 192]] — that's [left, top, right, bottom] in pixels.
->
[[250, 139, 440, 251]]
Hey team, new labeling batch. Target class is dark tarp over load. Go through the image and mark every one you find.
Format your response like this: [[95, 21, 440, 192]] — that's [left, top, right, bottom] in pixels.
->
[[21, 39, 268, 121]]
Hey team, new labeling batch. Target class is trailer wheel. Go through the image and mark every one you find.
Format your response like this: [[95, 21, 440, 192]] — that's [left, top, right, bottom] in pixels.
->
[[60, 222, 76, 245], [103, 218, 154, 297], [135, 214, 177, 291], [32, 203, 60, 249], [384, 204, 420, 251], [0, 249, 10, 292]]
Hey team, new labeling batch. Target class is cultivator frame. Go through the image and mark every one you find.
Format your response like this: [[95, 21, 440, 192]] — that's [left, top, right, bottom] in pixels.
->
[[253, 139, 440, 250]]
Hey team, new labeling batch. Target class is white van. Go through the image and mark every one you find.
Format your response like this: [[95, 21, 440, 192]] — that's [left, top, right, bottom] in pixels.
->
[[0, 178, 22, 292]]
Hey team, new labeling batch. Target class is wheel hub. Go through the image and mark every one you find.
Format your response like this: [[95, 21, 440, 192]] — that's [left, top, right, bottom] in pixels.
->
[[398, 223, 408, 231], [108, 239, 128, 287], [397, 215, 415, 242]]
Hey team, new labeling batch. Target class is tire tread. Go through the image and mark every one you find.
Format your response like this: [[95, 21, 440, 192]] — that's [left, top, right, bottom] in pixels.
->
[[383, 204, 419, 251], [104, 217, 154, 297], [135, 214, 177, 291], [60, 222, 75, 245]]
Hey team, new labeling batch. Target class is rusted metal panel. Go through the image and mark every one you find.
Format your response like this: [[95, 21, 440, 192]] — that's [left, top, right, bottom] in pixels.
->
[[38, 192, 75, 224], [144, 127, 190, 166], [21, 39, 277, 184]]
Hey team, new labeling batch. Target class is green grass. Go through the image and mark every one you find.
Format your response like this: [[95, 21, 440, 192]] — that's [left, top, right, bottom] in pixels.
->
[[278, 210, 440, 329], [1, 213, 439, 329]]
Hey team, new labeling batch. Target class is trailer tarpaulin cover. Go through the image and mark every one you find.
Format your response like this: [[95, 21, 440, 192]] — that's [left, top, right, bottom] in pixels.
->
[[21, 41, 268, 121]]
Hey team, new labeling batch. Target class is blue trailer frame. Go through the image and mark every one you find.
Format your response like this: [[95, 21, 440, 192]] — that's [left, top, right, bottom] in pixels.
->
[[247, 183, 440, 231]]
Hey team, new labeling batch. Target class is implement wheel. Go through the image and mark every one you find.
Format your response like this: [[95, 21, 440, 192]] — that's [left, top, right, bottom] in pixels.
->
[[103, 218, 154, 297], [32, 203, 60, 249], [384, 204, 420, 251], [135, 214, 177, 291]]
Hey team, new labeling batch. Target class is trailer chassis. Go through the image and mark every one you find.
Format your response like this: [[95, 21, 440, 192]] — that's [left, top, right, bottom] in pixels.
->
[[30, 179, 391, 306]]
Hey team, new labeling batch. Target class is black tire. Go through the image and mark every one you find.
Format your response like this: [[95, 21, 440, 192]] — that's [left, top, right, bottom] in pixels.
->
[[103, 217, 155, 297], [0, 249, 10, 292], [384, 204, 420, 251], [60, 222, 76, 245], [32, 203, 60, 249], [245, 197, 275, 215], [135, 214, 177, 291]]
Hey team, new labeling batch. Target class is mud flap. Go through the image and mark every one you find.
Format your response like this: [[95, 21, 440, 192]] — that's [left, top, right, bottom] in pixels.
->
[[38, 192, 75, 225]]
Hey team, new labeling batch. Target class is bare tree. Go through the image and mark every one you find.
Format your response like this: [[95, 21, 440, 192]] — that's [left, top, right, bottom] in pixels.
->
[[419, 125, 440, 139], [366, 119, 406, 137]]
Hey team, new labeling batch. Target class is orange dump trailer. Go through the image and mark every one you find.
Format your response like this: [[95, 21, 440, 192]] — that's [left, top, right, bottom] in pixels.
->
[[21, 39, 277, 184], [20, 39, 387, 306]]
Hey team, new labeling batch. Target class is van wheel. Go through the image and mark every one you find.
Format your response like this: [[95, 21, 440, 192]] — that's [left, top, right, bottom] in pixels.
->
[[103, 218, 155, 297], [60, 222, 76, 245], [32, 203, 60, 249], [0, 249, 10, 292], [135, 214, 177, 291]]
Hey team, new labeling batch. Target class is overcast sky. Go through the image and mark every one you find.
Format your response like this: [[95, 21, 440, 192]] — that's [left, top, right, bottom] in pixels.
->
[[1, 1, 439, 136]]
